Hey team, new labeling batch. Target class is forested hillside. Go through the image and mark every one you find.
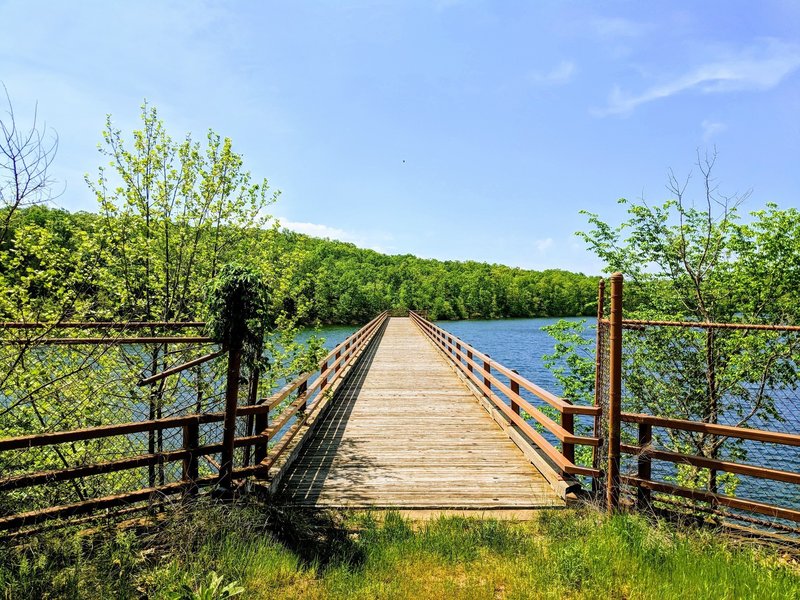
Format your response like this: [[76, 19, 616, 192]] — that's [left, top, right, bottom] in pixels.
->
[[0, 206, 599, 325]]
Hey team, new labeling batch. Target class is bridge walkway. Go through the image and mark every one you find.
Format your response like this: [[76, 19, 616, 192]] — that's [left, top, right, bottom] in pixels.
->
[[279, 317, 563, 509]]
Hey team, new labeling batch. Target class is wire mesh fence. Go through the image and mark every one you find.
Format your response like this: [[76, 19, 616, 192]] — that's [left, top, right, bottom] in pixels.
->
[[0, 323, 228, 517], [594, 318, 611, 495], [616, 321, 800, 534], [592, 274, 800, 536]]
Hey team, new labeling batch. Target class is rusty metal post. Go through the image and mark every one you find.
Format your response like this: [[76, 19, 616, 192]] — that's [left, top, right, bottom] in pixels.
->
[[182, 416, 199, 495], [637, 422, 652, 510], [218, 341, 243, 492], [592, 278, 606, 495], [510, 370, 520, 415], [607, 272, 623, 512], [242, 365, 260, 468]]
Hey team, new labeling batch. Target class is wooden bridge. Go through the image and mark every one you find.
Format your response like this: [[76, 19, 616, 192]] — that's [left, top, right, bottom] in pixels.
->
[[266, 312, 600, 512], [280, 317, 562, 509]]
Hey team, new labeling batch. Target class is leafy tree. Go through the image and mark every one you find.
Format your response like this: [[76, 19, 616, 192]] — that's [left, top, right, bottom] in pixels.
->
[[87, 102, 276, 322], [549, 153, 800, 493]]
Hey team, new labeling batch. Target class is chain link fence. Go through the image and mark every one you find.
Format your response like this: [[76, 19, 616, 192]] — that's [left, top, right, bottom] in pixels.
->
[[592, 274, 800, 536], [0, 324, 229, 517], [617, 322, 800, 534]]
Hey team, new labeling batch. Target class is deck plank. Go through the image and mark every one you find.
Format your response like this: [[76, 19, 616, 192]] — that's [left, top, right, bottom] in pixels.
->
[[279, 317, 563, 509]]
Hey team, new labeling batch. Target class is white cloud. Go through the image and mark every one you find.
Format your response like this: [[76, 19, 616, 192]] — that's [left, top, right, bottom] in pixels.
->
[[534, 238, 554, 253], [596, 39, 800, 116], [281, 220, 352, 240], [280, 219, 391, 253], [701, 119, 727, 142], [529, 61, 576, 86]]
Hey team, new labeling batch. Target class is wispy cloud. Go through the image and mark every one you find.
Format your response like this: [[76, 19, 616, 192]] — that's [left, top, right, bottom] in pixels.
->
[[280, 219, 392, 253], [596, 39, 800, 116], [701, 119, 727, 142], [529, 60, 576, 86]]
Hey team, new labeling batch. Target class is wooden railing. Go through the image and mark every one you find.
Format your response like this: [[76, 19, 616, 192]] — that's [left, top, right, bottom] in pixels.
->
[[409, 311, 601, 488], [0, 312, 388, 530], [250, 310, 388, 474]]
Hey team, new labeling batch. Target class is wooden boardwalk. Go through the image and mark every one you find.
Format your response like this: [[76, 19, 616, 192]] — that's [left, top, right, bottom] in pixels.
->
[[279, 317, 563, 509]]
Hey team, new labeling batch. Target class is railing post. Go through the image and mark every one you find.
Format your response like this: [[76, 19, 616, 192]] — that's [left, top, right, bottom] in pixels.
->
[[562, 412, 575, 464], [510, 370, 520, 415], [483, 357, 491, 396], [242, 364, 260, 468], [592, 278, 606, 495], [298, 380, 308, 412], [320, 359, 328, 390], [219, 341, 243, 492], [467, 350, 473, 373], [182, 416, 199, 495], [254, 407, 268, 475], [334, 349, 341, 373], [607, 272, 623, 512], [637, 422, 652, 510]]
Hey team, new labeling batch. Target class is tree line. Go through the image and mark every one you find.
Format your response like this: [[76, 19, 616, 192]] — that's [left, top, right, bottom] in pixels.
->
[[0, 206, 599, 325]]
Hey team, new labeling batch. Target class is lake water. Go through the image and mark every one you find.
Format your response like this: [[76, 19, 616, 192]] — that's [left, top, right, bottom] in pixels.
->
[[312, 316, 589, 396]]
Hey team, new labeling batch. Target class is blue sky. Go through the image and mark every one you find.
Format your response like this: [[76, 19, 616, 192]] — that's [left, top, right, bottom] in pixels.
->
[[2, 1, 798, 274]]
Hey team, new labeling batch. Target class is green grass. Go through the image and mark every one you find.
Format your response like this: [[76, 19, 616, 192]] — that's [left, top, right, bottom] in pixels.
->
[[1, 499, 798, 599]]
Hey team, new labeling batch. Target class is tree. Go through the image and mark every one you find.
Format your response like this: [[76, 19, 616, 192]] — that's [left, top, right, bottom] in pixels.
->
[[87, 102, 276, 322], [0, 86, 60, 245], [550, 152, 800, 494], [84, 103, 278, 485]]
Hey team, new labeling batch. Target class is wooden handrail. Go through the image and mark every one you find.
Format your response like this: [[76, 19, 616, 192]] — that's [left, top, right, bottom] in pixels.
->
[[621, 475, 800, 523], [254, 310, 388, 467], [0, 321, 206, 329], [1, 336, 214, 345], [621, 443, 800, 485], [435, 332, 597, 446], [409, 311, 598, 416]]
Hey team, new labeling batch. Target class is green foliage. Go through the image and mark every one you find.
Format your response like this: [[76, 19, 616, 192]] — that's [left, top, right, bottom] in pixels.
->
[[542, 319, 597, 468], [85, 101, 276, 323], [542, 319, 595, 407], [1, 205, 599, 325], [205, 263, 272, 366], [552, 155, 800, 493]]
